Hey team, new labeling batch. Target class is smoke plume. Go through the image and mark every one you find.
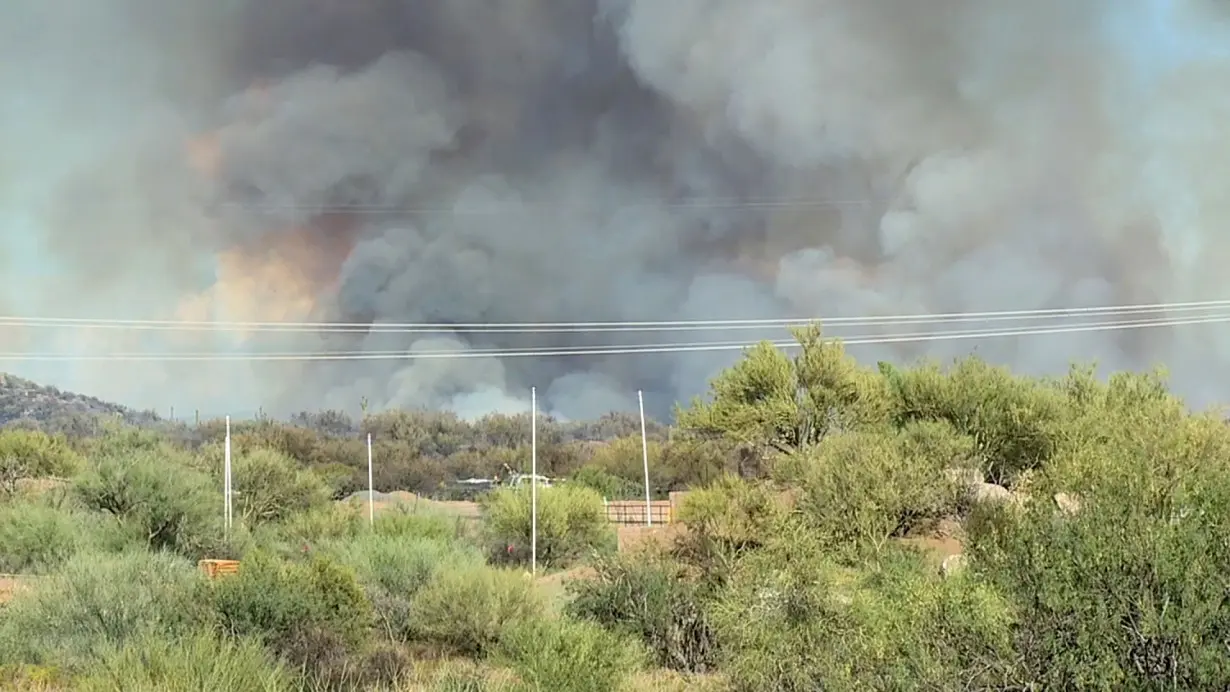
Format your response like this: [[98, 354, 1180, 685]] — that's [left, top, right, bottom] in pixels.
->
[[3, 0, 1230, 419]]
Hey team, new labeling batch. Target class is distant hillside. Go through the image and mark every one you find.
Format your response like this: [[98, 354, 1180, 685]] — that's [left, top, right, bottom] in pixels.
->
[[0, 373, 159, 430]]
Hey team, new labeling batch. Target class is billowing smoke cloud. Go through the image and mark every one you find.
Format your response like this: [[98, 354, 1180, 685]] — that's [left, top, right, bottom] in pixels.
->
[[3, 0, 1230, 419]]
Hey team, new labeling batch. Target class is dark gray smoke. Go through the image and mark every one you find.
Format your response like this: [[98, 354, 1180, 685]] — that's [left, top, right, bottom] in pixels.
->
[[2, 0, 1229, 419]]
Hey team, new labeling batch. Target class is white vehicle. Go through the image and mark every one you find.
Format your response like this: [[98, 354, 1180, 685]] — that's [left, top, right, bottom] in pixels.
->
[[498, 464, 554, 488], [505, 473, 553, 488]]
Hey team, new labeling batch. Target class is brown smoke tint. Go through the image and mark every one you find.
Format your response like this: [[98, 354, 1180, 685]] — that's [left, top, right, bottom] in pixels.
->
[[2, 0, 1229, 419]]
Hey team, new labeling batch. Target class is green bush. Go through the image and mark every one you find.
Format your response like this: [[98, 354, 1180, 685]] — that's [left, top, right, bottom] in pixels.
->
[[567, 553, 718, 673], [375, 504, 470, 543], [207, 551, 372, 656], [75, 423, 169, 460], [322, 533, 484, 642], [259, 505, 367, 551], [480, 485, 614, 568], [406, 565, 545, 655], [0, 550, 207, 671], [197, 446, 331, 525], [569, 464, 643, 500], [0, 428, 81, 494], [674, 476, 786, 578], [0, 500, 94, 573], [74, 449, 220, 557], [967, 392, 1230, 689], [496, 616, 645, 692], [779, 426, 962, 557], [75, 631, 289, 692], [882, 358, 1068, 485], [425, 660, 517, 691], [710, 538, 1014, 692], [677, 326, 891, 456]]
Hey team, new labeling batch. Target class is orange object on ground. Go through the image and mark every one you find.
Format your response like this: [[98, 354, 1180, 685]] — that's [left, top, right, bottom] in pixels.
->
[[198, 559, 240, 580]]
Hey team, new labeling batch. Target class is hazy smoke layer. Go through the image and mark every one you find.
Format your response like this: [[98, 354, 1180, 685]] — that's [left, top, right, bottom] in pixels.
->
[[3, 0, 1230, 419]]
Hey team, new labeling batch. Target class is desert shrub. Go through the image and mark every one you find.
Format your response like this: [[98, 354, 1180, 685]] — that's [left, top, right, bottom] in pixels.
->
[[262, 501, 467, 559], [321, 533, 484, 642], [422, 660, 517, 692], [73, 449, 220, 558], [406, 565, 545, 656], [276, 628, 413, 691], [495, 616, 645, 692], [0, 500, 95, 573], [207, 551, 372, 659], [710, 538, 1014, 692], [882, 358, 1068, 485], [0, 429, 81, 494], [677, 327, 891, 455], [375, 505, 470, 542], [569, 464, 643, 500], [567, 554, 719, 673], [0, 550, 207, 670], [263, 505, 367, 551], [778, 426, 962, 558], [657, 437, 739, 490], [481, 485, 613, 568], [673, 476, 786, 578], [967, 396, 1230, 689], [195, 446, 331, 525], [583, 437, 666, 493], [75, 631, 289, 692], [75, 423, 168, 459]]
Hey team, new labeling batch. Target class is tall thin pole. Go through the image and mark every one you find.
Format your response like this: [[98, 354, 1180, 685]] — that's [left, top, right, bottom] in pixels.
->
[[639, 391, 652, 526], [367, 433, 375, 527], [224, 416, 232, 534], [530, 387, 537, 576]]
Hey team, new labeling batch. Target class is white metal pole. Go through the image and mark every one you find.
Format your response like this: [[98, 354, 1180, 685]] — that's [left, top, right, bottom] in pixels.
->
[[530, 387, 537, 576], [224, 416, 232, 533], [367, 433, 374, 527], [639, 391, 652, 526]]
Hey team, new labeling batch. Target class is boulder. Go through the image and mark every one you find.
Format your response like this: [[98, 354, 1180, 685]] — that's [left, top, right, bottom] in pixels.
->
[[971, 482, 1013, 504], [1053, 492, 1081, 516], [940, 553, 967, 578]]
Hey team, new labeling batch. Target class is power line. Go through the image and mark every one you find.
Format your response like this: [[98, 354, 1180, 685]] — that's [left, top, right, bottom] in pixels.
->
[[215, 197, 873, 216], [2, 299, 1230, 335], [0, 313, 1223, 362]]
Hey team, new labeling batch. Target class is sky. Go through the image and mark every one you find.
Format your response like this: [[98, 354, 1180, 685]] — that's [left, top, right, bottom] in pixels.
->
[[3, 0, 1230, 417], [2, 0, 1209, 300]]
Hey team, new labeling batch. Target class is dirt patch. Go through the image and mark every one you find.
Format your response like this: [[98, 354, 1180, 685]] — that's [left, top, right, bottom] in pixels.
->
[[617, 523, 687, 554], [895, 517, 965, 568], [0, 575, 33, 604]]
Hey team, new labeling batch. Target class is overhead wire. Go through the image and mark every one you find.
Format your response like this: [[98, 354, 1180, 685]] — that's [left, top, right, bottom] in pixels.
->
[[214, 196, 874, 215], [1, 312, 1226, 362], [2, 299, 1230, 334]]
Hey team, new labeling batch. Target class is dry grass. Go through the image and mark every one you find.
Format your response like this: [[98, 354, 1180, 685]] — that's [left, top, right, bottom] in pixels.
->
[[391, 658, 727, 692], [341, 492, 482, 520], [0, 665, 69, 691], [0, 574, 36, 604], [624, 669, 729, 691], [616, 523, 686, 554]]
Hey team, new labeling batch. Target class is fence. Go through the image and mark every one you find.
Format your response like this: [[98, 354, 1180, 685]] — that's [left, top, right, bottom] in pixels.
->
[[604, 499, 672, 524]]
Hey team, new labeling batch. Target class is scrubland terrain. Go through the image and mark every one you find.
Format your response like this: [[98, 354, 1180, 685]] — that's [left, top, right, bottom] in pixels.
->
[[2, 326, 1229, 690]]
